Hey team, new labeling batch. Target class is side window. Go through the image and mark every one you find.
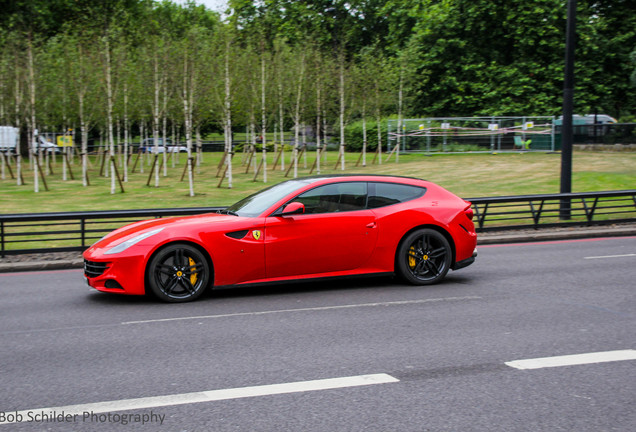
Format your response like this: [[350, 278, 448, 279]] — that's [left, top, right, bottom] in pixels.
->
[[294, 182, 367, 214], [368, 182, 426, 209]]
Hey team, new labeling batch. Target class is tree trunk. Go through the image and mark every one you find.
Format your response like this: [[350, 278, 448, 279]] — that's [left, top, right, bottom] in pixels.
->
[[376, 81, 382, 165], [183, 51, 194, 197], [162, 81, 168, 177], [315, 79, 321, 175], [14, 51, 23, 186], [27, 38, 38, 192], [261, 53, 267, 183], [104, 36, 116, 194], [278, 83, 284, 171], [396, 67, 403, 164], [123, 82, 129, 182], [153, 51, 160, 187], [293, 54, 305, 178], [224, 40, 233, 188], [362, 101, 367, 167], [339, 56, 345, 171]]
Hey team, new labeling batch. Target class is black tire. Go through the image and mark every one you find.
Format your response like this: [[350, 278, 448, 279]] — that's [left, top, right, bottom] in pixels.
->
[[147, 243, 210, 302], [396, 228, 452, 285]]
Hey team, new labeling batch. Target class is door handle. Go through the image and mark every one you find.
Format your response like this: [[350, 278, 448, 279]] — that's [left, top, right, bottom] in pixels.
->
[[366, 222, 377, 228]]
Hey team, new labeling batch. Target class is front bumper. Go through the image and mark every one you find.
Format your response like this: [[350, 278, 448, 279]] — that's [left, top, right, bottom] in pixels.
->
[[83, 254, 147, 295]]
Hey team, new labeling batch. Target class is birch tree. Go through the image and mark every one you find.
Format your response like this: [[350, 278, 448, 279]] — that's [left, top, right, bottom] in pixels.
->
[[70, 34, 100, 186], [180, 34, 195, 196], [26, 35, 39, 192]]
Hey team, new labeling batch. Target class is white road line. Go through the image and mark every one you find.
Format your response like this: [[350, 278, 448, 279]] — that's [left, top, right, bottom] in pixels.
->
[[584, 253, 636, 260], [122, 296, 482, 325], [0, 374, 399, 425], [505, 349, 636, 370]]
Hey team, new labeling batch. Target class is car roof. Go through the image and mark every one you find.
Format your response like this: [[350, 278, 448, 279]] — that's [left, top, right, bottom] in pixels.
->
[[296, 174, 425, 183]]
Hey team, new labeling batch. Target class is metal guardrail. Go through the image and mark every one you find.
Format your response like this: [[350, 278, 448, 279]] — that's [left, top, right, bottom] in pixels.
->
[[0, 207, 222, 256], [1, 190, 635, 256], [468, 190, 636, 232]]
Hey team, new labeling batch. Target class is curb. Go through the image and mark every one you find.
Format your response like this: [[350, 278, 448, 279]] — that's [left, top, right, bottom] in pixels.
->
[[0, 259, 84, 273], [1, 227, 635, 274], [477, 226, 636, 245]]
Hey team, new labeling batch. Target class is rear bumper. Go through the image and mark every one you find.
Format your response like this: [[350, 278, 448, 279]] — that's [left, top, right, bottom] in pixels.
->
[[452, 249, 477, 270]]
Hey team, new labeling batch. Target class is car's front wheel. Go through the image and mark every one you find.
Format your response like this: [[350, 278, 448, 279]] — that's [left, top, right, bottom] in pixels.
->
[[396, 228, 452, 285], [147, 243, 210, 302]]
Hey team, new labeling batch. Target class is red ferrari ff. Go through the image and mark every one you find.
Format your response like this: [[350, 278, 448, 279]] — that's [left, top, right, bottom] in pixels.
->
[[84, 175, 477, 302]]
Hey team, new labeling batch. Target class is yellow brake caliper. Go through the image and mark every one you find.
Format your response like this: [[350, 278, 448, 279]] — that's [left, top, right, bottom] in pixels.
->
[[408, 246, 416, 269], [189, 257, 198, 285]]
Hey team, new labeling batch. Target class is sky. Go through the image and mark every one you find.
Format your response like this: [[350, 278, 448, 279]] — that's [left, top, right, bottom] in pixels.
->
[[171, 0, 229, 13]]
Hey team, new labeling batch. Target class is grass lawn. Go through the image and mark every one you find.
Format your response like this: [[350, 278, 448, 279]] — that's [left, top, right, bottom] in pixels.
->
[[1, 150, 635, 214]]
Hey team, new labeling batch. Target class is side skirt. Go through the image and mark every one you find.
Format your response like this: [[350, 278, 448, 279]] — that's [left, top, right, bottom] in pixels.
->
[[212, 272, 395, 291]]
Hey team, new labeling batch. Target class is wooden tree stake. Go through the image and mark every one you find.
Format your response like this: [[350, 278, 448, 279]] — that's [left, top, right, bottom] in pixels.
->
[[146, 154, 159, 186], [0, 152, 15, 179], [35, 157, 49, 191], [252, 158, 264, 181], [271, 146, 283, 171], [110, 156, 125, 193], [64, 152, 75, 180], [216, 151, 228, 178], [285, 146, 305, 177], [131, 149, 142, 173]]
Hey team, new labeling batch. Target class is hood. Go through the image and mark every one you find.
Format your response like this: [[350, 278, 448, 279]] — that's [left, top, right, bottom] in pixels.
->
[[90, 212, 240, 250]]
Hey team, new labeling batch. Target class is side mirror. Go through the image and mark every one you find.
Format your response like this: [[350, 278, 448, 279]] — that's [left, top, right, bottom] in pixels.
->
[[282, 202, 305, 216]]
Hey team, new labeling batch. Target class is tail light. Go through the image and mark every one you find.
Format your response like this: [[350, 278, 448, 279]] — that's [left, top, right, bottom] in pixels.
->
[[464, 204, 474, 220]]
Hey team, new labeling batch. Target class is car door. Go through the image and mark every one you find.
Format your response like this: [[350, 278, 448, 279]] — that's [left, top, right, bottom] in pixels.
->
[[264, 182, 378, 279]]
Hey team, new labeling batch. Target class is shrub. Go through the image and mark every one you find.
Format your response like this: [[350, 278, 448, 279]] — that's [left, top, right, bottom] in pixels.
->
[[344, 119, 390, 152]]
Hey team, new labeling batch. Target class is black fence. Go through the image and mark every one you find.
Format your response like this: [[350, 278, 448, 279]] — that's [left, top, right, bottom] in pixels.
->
[[564, 123, 636, 145], [1, 190, 635, 256], [468, 190, 636, 231], [0, 207, 222, 256], [391, 122, 636, 153]]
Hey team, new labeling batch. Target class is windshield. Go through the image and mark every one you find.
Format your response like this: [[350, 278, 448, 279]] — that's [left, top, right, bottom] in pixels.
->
[[226, 178, 319, 217]]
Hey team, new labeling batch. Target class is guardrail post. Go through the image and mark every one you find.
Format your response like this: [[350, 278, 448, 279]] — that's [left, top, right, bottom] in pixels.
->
[[529, 200, 544, 228], [1, 220, 4, 258], [529, 201, 537, 227], [474, 203, 487, 230], [81, 218, 86, 248], [581, 197, 598, 223]]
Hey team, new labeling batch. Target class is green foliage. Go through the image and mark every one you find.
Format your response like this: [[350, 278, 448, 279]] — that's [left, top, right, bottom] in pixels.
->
[[2, 152, 635, 215], [344, 118, 388, 152], [393, 0, 636, 119], [0, 0, 634, 150]]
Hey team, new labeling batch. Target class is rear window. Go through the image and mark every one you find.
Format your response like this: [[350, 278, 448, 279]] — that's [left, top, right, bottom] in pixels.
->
[[367, 182, 426, 209]]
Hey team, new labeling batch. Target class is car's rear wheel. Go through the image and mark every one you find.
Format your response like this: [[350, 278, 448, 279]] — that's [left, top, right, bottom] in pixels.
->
[[147, 243, 210, 302], [396, 228, 452, 285]]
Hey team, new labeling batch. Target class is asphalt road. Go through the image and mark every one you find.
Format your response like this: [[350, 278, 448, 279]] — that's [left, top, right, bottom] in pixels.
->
[[0, 236, 635, 431]]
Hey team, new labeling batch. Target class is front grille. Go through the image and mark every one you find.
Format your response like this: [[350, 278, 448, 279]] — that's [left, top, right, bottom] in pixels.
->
[[84, 260, 109, 278]]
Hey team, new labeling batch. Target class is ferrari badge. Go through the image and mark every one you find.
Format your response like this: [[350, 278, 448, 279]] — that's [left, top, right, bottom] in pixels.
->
[[252, 230, 262, 240]]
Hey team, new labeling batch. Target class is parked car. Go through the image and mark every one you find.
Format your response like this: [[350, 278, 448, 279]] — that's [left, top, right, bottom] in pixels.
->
[[84, 175, 478, 303], [139, 138, 187, 154], [36, 136, 61, 153], [557, 114, 617, 124]]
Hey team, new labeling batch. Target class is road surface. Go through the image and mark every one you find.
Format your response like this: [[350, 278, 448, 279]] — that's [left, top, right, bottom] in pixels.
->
[[1, 236, 634, 431]]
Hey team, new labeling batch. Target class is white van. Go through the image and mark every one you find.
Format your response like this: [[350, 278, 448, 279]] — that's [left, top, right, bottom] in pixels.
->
[[0, 126, 19, 151]]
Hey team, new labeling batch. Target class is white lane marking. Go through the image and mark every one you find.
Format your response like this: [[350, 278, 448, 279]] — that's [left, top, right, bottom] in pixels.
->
[[584, 253, 636, 260], [122, 296, 482, 325], [505, 349, 636, 370], [0, 296, 481, 336], [0, 374, 399, 425]]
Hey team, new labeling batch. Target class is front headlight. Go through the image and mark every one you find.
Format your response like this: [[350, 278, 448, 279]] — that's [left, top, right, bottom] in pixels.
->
[[104, 228, 164, 255]]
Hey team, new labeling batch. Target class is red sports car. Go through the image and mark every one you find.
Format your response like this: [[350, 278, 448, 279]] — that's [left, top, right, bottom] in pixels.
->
[[83, 175, 477, 302]]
